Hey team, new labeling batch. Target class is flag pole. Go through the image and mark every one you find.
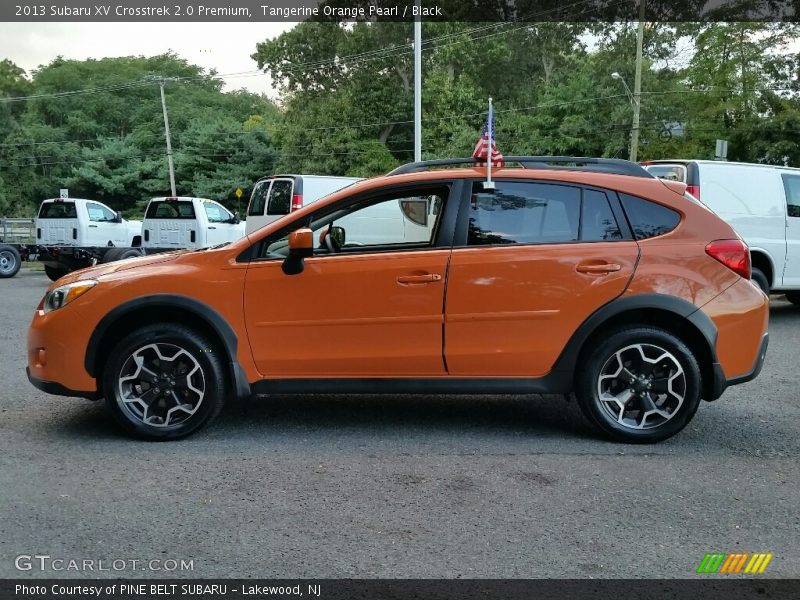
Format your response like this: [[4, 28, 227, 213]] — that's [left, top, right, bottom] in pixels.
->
[[485, 97, 495, 190]]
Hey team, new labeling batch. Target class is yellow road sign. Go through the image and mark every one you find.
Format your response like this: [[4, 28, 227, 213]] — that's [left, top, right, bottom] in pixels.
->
[[235, 187, 243, 199]]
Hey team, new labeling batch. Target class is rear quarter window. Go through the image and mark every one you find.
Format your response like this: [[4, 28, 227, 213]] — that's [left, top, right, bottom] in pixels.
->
[[38, 202, 77, 219], [619, 193, 680, 240]]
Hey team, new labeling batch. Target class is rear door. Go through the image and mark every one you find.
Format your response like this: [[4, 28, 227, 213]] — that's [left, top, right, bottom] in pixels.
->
[[781, 173, 800, 287], [264, 178, 295, 225], [245, 179, 272, 235], [37, 200, 78, 245], [444, 180, 639, 377], [144, 199, 198, 248]]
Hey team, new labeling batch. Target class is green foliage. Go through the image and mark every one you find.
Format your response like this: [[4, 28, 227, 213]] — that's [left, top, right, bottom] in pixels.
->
[[2, 21, 800, 218], [0, 53, 279, 216]]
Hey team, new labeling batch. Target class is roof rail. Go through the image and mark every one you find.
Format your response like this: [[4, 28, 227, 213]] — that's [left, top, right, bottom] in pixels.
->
[[387, 156, 654, 178]]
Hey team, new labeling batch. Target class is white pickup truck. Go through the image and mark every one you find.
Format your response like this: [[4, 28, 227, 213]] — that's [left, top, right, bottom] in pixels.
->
[[142, 197, 245, 250], [36, 198, 143, 281]]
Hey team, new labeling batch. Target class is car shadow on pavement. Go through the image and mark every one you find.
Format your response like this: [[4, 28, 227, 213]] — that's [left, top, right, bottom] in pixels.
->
[[54, 393, 599, 443]]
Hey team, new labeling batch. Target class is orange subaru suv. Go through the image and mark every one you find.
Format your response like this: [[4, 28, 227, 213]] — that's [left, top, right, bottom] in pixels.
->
[[27, 157, 769, 442]]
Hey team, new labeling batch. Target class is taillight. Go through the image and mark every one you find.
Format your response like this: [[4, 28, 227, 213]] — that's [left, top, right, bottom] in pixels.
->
[[705, 239, 751, 279], [686, 185, 700, 199], [290, 194, 303, 212]]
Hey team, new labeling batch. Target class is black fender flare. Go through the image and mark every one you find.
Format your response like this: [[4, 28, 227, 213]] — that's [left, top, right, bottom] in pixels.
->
[[547, 293, 719, 392], [85, 294, 252, 399]]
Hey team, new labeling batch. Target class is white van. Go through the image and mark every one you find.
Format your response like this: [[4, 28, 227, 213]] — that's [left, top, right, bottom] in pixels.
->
[[245, 175, 362, 235], [643, 160, 800, 301], [142, 197, 245, 249], [36, 198, 141, 247]]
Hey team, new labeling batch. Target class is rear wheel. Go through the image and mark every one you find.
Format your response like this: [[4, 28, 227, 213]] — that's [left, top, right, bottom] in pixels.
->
[[576, 327, 702, 443], [44, 265, 68, 282], [0, 245, 21, 278], [785, 291, 800, 306], [103, 324, 226, 440], [101, 247, 143, 263], [751, 267, 770, 296]]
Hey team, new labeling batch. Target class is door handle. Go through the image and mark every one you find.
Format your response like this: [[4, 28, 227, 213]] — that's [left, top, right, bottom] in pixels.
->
[[88, 225, 98, 228], [208, 226, 217, 229], [397, 273, 442, 285], [576, 263, 622, 274]]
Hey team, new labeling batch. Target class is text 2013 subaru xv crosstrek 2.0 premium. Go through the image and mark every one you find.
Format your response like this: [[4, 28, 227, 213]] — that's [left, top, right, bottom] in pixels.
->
[[27, 157, 769, 442]]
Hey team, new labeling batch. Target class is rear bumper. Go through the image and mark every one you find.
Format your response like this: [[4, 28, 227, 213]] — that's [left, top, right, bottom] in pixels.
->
[[26, 366, 100, 400], [707, 332, 769, 401]]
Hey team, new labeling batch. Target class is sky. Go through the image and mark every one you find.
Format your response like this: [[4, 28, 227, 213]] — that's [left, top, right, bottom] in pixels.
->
[[0, 22, 296, 96]]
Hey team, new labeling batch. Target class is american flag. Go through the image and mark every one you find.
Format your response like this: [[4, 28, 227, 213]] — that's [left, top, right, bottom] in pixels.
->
[[472, 103, 505, 168]]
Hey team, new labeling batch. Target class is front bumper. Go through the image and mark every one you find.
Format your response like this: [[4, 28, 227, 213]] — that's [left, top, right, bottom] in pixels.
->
[[26, 366, 100, 400]]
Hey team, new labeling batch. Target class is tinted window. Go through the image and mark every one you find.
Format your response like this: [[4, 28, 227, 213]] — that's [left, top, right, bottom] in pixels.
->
[[267, 180, 294, 216], [145, 200, 196, 219], [468, 182, 580, 246], [619, 193, 680, 240], [248, 180, 270, 216], [646, 164, 686, 182], [582, 190, 622, 241], [87, 202, 116, 222], [783, 174, 800, 218], [38, 202, 77, 219]]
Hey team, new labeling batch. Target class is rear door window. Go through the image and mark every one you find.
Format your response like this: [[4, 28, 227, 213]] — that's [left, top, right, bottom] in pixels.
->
[[467, 181, 580, 245], [248, 180, 271, 216], [38, 202, 77, 219], [267, 180, 294, 216], [581, 189, 622, 241], [782, 174, 800, 218], [146, 200, 196, 219], [645, 164, 686, 182], [619, 193, 680, 240]]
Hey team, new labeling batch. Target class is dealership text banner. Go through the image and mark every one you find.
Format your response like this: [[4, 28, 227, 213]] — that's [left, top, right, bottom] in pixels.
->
[[2, 1, 798, 23]]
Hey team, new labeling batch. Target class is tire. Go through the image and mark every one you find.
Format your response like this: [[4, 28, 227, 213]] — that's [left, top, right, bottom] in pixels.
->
[[751, 267, 770, 296], [785, 291, 800, 306], [101, 247, 143, 263], [103, 324, 226, 440], [0, 244, 21, 278], [44, 265, 68, 282], [575, 326, 702, 443]]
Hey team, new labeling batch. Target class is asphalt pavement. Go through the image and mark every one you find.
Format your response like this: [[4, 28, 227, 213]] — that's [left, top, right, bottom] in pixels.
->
[[1, 267, 799, 578]]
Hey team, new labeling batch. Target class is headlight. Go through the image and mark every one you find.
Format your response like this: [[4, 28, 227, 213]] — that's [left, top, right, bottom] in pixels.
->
[[42, 280, 97, 313]]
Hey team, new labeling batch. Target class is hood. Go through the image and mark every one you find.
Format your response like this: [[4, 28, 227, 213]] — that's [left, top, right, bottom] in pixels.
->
[[52, 251, 186, 288]]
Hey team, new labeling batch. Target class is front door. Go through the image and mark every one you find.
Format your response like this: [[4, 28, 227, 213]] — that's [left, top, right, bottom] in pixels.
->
[[445, 180, 639, 377], [85, 201, 118, 246], [781, 173, 800, 287], [243, 183, 456, 378]]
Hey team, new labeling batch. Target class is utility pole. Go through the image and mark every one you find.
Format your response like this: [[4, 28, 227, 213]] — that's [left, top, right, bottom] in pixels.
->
[[630, 0, 646, 162], [413, 0, 422, 162], [157, 78, 177, 196]]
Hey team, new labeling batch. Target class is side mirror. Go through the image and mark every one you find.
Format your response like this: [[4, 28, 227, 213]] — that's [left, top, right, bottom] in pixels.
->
[[231, 211, 241, 224], [113, 212, 123, 223], [282, 227, 313, 275], [330, 225, 346, 247]]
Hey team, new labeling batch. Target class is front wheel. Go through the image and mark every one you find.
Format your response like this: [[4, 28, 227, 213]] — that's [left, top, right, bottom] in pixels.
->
[[575, 327, 702, 443], [103, 324, 226, 440]]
